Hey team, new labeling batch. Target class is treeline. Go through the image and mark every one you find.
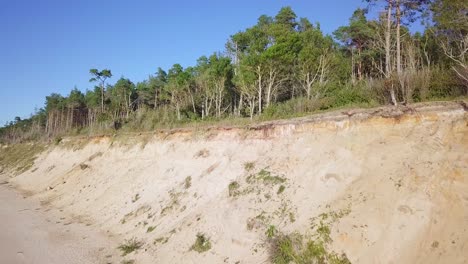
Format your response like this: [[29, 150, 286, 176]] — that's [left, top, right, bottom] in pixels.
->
[[1, 0, 466, 143]]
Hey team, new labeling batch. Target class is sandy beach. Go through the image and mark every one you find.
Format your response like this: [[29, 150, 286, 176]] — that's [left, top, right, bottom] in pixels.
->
[[0, 185, 120, 264]]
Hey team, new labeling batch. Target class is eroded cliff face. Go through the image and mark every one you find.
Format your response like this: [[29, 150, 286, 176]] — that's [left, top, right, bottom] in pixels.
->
[[3, 102, 468, 264]]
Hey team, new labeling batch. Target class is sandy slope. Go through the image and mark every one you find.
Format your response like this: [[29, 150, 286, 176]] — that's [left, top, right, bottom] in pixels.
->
[[2, 102, 468, 264]]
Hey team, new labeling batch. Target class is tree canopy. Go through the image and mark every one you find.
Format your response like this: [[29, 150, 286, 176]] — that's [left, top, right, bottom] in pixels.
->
[[1, 5, 466, 143]]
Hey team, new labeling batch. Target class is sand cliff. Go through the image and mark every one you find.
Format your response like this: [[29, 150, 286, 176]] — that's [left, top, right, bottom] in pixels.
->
[[2, 101, 467, 264]]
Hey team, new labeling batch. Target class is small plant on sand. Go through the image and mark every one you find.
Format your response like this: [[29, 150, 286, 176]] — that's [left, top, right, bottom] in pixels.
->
[[228, 181, 240, 197], [121, 260, 135, 264], [247, 169, 286, 185], [154, 237, 169, 245], [160, 189, 182, 215], [118, 238, 143, 256], [194, 149, 210, 158], [132, 193, 140, 203], [54, 136, 62, 145], [268, 232, 351, 264], [184, 176, 192, 189], [266, 225, 277, 238], [244, 162, 255, 171], [289, 212, 296, 223], [191, 233, 212, 253], [277, 185, 286, 194], [147, 226, 156, 233]]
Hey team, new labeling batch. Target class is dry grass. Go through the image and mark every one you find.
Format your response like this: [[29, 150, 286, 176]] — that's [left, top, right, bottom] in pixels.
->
[[0, 143, 46, 174]]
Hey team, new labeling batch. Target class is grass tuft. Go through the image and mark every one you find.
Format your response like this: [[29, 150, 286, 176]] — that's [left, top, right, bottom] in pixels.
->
[[117, 238, 143, 256], [131, 193, 140, 203], [191, 233, 212, 253], [244, 162, 255, 171], [247, 169, 286, 185], [184, 176, 192, 189], [228, 181, 240, 197], [268, 232, 351, 264], [154, 237, 169, 245], [0, 143, 46, 174], [277, 185, 286, 194]]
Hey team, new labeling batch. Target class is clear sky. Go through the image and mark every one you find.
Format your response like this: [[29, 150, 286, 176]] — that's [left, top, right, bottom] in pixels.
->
[[1, 0, 398, 125]]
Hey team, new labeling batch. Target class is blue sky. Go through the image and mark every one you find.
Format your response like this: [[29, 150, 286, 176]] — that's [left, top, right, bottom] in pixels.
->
[[0, 0, 419, 125]]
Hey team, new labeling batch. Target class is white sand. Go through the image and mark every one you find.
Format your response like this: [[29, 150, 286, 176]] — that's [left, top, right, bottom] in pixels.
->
[[0, 185, 121, 264]]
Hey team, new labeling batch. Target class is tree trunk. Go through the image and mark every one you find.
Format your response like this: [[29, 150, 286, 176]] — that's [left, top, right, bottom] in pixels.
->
[[101, 84, 105, 112], [257, 66, 263, 115], [351, 48, 356, 84], [396, 0, 405, 102], [385, 0, 397, 105], [176, 102, 181, 120], [396, 0, 402, 75], [238, 93, 243, 116], [154, 89, 158, 109], [358, 47, 362, 81]]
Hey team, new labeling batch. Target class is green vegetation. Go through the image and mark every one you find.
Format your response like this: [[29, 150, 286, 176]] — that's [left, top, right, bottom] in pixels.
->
[[266, 225, 277, 238], [117, 238, 143, 256], [1, 2, 466, 143], [269, 233, 351, 264], [267, 207, 352, 263], [247, 169, 286, 185], [154, 237, 169, 245], [160, 189, 182, 215], [190, 233, 212, 253], [0, 143, 46, 174], [146, 226, 156, 233], [228, 181, 241, 197], [244, 162, 255, 171], [289, 212, 296, 223], [277, 185, 286, 194]]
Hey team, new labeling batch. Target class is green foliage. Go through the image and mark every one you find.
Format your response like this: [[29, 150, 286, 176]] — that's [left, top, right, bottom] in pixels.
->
[[228, 181, 240, 197], [277, 185, 286, 194], [247, 169, 286, 185], [262, 97, 323, 119], [269, 232, 351, 264], [117, 238, 143, 256], [2, 5, 465, 144], [266, 225, 277, 238], [146, 226, 156, 233], [244, 162, 255, 171], [326, 83, 375, 108], [54, 136, 62, 145], [191, 233, 212, 253], [428, 68, 466, 98], [154, 237, 169, 244]]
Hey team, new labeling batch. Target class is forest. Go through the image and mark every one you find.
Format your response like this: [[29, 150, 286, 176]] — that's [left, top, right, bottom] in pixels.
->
[[1, 0, 466, 143]]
